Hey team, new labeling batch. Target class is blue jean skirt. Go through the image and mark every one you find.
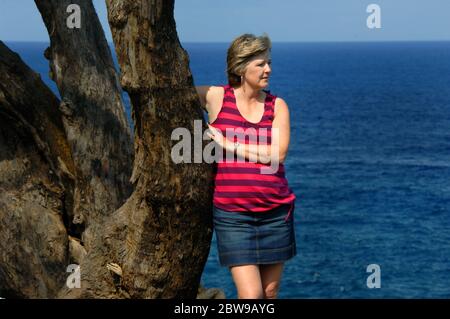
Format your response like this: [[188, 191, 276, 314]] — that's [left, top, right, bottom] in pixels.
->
[[213, 204, 297, 267]]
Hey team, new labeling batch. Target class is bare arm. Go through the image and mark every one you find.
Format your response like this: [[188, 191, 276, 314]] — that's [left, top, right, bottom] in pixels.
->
[[195, 85, 217, 113], [207, 97, 292, 164], [270, 97, 291, 163], [195, 86, 224, 120]]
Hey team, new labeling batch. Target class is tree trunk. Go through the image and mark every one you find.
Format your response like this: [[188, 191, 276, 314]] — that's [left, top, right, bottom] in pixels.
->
[[0, 0, 215, 298], [76, 0, 214, 298], [34, 0, 134, 250], [0, 41, 75, 298]]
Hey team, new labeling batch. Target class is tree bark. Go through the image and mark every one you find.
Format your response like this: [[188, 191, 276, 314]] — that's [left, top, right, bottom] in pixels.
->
[[0, 41, 75, 298], [76, 0, 214, 298], [0, 0, 214, 299], [34, 0, 134, 250]]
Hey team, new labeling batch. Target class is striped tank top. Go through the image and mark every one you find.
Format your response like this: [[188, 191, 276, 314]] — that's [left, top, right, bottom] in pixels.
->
[[209, 84, 296, 221]]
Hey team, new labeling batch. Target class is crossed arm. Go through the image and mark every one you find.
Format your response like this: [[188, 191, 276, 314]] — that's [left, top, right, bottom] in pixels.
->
[[206, 97, 292, 164]]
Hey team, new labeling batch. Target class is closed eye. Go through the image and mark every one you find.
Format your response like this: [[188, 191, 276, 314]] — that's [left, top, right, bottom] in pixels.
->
[[259, 60, 272, 67]]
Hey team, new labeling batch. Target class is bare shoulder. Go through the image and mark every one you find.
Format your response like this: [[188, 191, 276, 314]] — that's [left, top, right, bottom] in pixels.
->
[[195, 85, 224, 112], [206, 85, 225, 101], [204, 86, 224, 113], [274, 97, 290, 116]]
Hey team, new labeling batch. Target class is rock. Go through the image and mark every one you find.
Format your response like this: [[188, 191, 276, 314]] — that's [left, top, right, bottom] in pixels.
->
[[197, 284, 226, 299]]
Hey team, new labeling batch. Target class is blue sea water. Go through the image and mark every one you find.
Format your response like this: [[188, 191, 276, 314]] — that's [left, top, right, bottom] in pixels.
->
[[5, 41, 450, 299]]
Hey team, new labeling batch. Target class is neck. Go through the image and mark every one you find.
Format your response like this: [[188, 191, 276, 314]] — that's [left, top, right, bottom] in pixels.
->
[[235, 82, 262, 102]]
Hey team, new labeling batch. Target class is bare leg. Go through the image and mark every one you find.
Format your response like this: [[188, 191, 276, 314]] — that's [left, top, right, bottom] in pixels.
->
[[229, 264, 264, 299], [260, 263, 284, 299]]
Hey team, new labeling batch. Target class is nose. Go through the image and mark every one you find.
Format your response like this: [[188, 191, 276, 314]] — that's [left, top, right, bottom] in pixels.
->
[[265, 63, 271, 75]]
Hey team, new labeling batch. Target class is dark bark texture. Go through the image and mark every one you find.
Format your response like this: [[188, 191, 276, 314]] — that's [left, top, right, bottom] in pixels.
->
[[0, 0, 216, 299], [0, 41, 74, 298], [34, 0, 134, 249]]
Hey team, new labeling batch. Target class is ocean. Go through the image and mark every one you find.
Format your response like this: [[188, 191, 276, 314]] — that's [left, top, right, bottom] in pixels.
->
[[5, 41, 450, 298]]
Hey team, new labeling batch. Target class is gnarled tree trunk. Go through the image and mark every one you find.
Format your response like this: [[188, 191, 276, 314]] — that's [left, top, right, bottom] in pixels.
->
[[0, 0, 215, 299], [34, 0, 134, 250], [0, 41, 74, 298]]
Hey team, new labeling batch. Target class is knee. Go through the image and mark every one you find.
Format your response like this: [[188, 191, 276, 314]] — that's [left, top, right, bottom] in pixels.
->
[[237, 289, 264, 299], [263, 283, 280, 299]]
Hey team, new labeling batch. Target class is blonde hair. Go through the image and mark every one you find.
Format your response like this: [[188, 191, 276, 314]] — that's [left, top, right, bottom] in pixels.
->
[[226, 33, 272, 87]]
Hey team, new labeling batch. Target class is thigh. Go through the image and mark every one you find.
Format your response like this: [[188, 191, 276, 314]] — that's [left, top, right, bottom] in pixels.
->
[[259, 263, 285, 297], [229, 264, 264, 299]]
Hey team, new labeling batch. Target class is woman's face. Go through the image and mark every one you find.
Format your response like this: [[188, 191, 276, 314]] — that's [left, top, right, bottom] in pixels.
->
[[242, 52, 272, 89]]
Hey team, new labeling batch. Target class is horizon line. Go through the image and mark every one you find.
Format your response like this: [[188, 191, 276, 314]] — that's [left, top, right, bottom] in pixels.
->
[[3, 39, 450, 44]]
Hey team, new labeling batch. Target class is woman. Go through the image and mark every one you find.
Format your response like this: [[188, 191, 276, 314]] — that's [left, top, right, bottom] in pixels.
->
[[196, 33, 297, 299]]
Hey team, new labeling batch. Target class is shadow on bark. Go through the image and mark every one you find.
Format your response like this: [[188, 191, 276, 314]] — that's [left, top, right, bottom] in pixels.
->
[[0, 0, 217, 299]]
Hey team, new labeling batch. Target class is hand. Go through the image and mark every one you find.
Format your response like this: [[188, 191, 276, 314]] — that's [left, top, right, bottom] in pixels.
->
[[206, 124, 225, 148]]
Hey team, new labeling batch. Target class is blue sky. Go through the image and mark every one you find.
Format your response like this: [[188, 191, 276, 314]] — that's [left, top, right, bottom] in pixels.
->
[[0, 0, 449, 42]]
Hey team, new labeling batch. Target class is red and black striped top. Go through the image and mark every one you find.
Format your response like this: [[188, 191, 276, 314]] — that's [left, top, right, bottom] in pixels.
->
[[209, 84, 296, 220]]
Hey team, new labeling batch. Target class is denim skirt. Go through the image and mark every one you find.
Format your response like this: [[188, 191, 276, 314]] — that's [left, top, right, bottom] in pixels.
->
[[213, 204, 297, 267]]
